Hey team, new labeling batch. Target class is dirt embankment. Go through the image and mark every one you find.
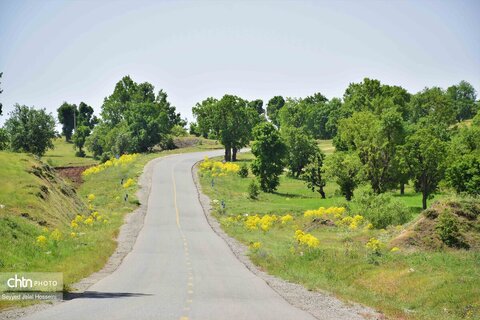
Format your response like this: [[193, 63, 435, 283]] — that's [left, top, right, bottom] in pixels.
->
[[55, 165, 93, 186]]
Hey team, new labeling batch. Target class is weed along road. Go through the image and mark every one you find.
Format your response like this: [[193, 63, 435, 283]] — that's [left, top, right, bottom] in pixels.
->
[[22, 150, 315, 320]]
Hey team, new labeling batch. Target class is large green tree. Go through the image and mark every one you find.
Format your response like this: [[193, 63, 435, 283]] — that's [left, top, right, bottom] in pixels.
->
[[92, 76, 183, 155], [4, 104, 56, 156], [282, 126, 319, 177], [251, 122, 287, 192], [447, 80, 477, 121], [409, 87, 456, 125], [402, 124, 448, 209], [266, 96, 285, 127], [446, 122, 480, 195], [336, 109, 406, 194], [57, 102, 77, 141], [193, 95, 259, 161]]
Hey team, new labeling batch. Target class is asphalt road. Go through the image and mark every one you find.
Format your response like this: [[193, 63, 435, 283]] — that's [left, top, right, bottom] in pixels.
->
[[22, 150, 316, 320]]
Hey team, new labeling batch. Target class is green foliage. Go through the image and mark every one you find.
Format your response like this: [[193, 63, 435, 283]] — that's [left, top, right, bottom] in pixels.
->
[[247, 99, 264, 115], [238, 163, 249, 178], [189, 122, 200, 137], [277, 94, 340, 140], [251, 122, 287, 192], [193, 94, 260, 161], [171, 124, 188, 137], [325, 151, 363, 201], [72, 125, 91, 157], [342, 78, 410, 119], [85, 126, 105, 159], [436, 212, 464, 248], [0, 128, 7, 150], [336, 109, 406, 194], [409, 87, 455, 125], [351, 186, 411, 228], [90, 76, 182, 155], [447, 80, 478, 121], [446, 154, 480, 195], [248, 179, 260, 199], [402, 124, 448, 209], [266, 96, 285, 127], [446, 124, 480, 195], [4, 104, 56, 157], [302, 148, 326, 198], [282, 126, 318, 177], [77, 102, 98, 129], [57, 102, 76, 141]]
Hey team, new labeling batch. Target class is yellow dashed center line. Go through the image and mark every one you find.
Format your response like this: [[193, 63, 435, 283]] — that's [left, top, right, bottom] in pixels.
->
[[173, 169, 194, 320]]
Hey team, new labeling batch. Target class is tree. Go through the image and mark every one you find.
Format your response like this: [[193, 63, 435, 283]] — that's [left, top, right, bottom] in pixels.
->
[[57, 102, 77, 141], [343, 78, 410, 119], [409, 87, 455, 125], [402, 125, 448, 209], [282, 126, 319, 177], [85, 124, 106, 159], [266, 96, 285, 127], [248, 99, 264, 115], [0, 72, 3, 116], [325, 151, 363, 201], [4, 104, 56, 157], [336, 110, 406, 193], [92, 76, 183, 155], [251, 122, 287, 192], [302, 149, 327, 198], [0, 128, 8, 150], [72, 125, 91, 157], [193, 95, 259, 161], [447, 81, 478, 121], [77, 102, 98, 129], [445, 123, 480, 195]]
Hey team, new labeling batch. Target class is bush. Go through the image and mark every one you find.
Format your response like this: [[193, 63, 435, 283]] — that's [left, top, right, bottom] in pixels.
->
[[436, 212, 466, 248], [351, 186, 411, 228], [248, 180, 260, 200], [100, 152, 112, 164], [238, 163, 249, 178]]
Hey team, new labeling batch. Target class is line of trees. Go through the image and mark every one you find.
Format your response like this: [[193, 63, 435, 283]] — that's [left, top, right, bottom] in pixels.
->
[[192, 78, 479, 209], [0, 75, 186, 159]]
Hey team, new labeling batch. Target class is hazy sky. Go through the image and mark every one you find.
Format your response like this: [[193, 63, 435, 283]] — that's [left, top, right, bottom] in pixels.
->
[[0, 0, 479, 126]]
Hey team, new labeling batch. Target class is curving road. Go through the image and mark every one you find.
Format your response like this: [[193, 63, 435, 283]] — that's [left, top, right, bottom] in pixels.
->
[[22, 150, 315, 320]]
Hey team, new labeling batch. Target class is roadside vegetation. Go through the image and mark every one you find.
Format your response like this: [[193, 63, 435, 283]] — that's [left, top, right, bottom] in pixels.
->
[[193, 78, 479, 319], [198, 153, 480, 320]]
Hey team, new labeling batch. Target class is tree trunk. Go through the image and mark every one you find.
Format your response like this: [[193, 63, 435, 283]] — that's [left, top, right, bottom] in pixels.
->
[[232, 147, 238, 162], [224, 146, 231, 162], [400, 183, 405, 195], [319, 186, 326, 199], [422, 191, 427, 210]]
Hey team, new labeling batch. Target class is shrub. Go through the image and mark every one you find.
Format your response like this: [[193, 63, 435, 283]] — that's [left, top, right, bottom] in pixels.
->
[[238, 163, 249, 178], [351, 186, 411, 228], [248, 180, 260, 200], [436, 212, 467, 248]]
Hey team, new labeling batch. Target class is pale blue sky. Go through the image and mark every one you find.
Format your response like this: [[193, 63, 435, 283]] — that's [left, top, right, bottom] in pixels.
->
[[0, 0, 479, 126]]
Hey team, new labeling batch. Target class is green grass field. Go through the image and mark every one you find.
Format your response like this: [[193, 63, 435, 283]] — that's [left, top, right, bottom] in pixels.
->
[[43, 138, 98, 167], [198, 151, 480, 320]]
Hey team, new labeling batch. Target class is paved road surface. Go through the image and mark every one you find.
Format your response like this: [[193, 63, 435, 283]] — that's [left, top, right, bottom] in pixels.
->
[[22, 150, 316, 320]]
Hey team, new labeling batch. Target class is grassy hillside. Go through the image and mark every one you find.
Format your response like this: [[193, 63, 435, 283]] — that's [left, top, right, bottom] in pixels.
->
[[198, 153, 479, 320]]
